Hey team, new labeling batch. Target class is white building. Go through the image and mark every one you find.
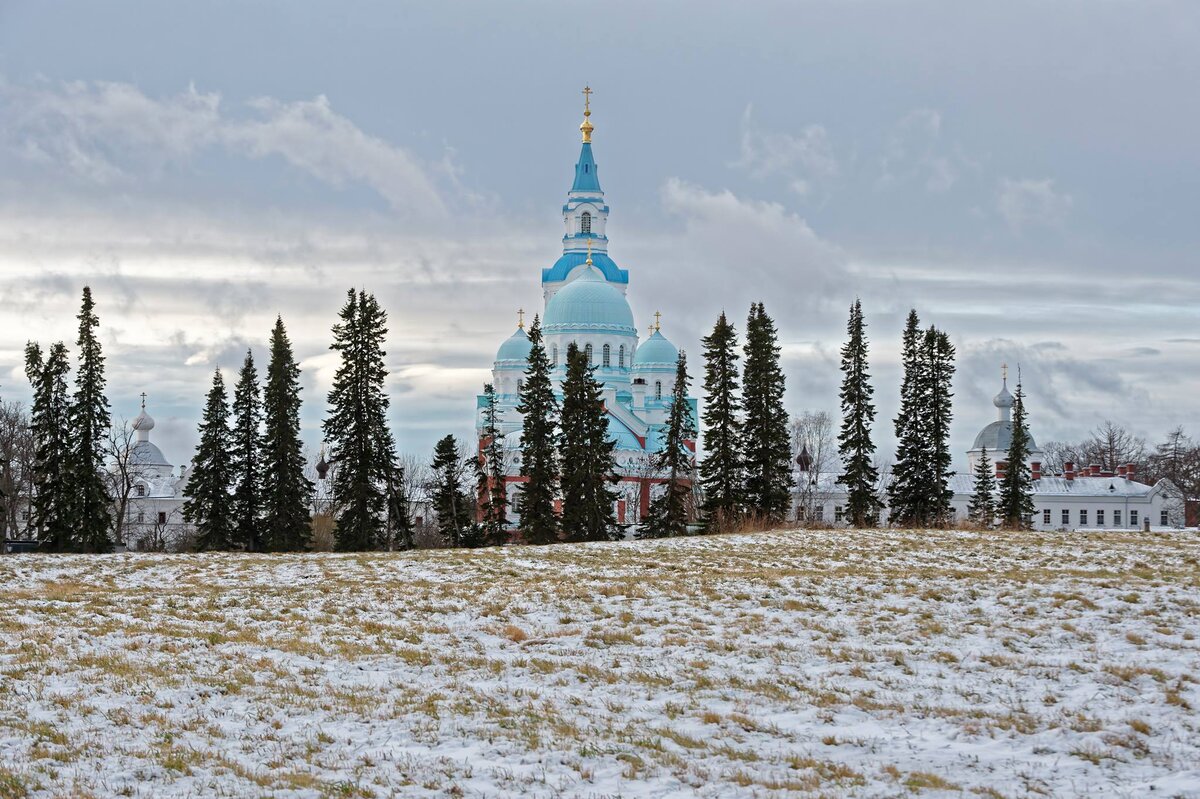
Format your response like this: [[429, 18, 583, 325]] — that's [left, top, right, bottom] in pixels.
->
[[793, 371, 1183, 531], [115, 400, 192, 550]]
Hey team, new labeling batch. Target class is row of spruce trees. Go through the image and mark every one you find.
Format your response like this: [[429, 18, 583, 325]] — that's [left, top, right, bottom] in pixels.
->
[[13, 286, 1038, 553], [834, 301, 1036, 529], [20, 288, 113, 552], [188, 289, 418, 552]]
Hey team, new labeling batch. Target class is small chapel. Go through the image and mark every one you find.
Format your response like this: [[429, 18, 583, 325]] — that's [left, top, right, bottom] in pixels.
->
[[477, 90, 697, 526]]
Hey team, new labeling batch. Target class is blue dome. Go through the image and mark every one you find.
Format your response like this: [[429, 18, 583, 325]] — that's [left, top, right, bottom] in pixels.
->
[[634, 330, 678, 369], [544, 267, 636, 333], [543, 250, 628, 286], [495, 327, 531, 365]]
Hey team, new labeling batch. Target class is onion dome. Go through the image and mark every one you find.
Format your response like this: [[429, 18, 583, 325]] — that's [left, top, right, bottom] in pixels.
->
[[132, 408, 155, 434], [316, 448, 331, 480], [633, 329, 678, 369], [796, 444, 813, 471], [495, 326, 532, 365], [543, 266, 636, 334]]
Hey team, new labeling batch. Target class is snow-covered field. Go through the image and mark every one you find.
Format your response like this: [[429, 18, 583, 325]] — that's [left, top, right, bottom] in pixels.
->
[[1, 528, 1198, 798]]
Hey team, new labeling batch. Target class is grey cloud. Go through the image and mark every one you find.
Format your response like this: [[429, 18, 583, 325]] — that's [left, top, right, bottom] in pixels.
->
[[996, 178, 1073, 232]]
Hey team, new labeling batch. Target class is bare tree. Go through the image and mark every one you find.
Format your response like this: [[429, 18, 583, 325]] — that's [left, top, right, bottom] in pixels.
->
[[104, 416, 149, 548], [0, 401, 35, 542], [1146, 427, 1200, 501], [791, 410, 837, 523], [1044, 421, 1147, 474]]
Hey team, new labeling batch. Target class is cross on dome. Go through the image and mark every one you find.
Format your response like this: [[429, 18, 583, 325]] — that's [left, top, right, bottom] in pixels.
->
[[580, 85, 594, 143], [654, 310, 662, 332], [517, 308, 525, 329]]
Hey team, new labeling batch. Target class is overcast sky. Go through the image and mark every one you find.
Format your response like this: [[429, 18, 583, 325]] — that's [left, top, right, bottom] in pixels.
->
[[1, 1, 1198, 470]]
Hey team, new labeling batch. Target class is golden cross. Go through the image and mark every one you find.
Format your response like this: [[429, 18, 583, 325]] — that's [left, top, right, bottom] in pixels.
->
[[586, 238, 593, 265], [582, 85, 593, 114], [517, 308, 525, 329], [1002, 362, 1008, 381], [654, 310, 662, 331]]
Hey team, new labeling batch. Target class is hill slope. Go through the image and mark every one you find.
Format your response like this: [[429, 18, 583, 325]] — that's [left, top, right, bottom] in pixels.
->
[[2, 528, 1199, 797]]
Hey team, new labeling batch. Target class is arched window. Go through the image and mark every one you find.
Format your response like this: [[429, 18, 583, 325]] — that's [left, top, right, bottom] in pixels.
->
[[602, 343, 611, 367], [517, 379, 524, 394], [585, 343, 593, 364], [618, 344, 625, 368], [552, 346, 558, 368], [581, 212, 591, 234], [655, 381, 663, 400]]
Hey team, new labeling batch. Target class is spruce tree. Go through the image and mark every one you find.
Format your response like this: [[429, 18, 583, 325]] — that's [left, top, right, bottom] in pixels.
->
[[431, 434, 472, 546], [997, 378, 1036, 529], [640, 351, 696, 539], [324, 292, 401, 551], [477, 382, 509, 546], [67, 287, 113, 552], [263, 317, 313, 551], [741, 303, 793, 522], [836, 300, 881, 527], [184, 369, 235, 550], [967, 447, 997, 528], [699, 312, 743, 530], [25, 343, 74, 551], [924, 327, 956, 525], [230, 350, 265, 550], [515, 315, 559, 544], [559, 342, 620, 542], [888, 309, 928, 526]]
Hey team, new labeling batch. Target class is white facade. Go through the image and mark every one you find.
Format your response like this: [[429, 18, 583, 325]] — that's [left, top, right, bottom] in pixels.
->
[[792, 371, 1184, 531]]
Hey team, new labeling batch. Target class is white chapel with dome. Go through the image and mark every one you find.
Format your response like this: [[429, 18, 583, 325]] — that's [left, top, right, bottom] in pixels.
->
[[478, 90, 697, 525]]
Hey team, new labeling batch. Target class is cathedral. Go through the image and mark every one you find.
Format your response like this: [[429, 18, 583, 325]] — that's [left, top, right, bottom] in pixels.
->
[[477, 90, 697, 526]]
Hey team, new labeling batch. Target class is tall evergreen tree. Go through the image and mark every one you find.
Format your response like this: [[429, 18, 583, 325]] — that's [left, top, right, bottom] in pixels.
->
[[515, 315, 559, 544], [967, 446, 997, 528], [184, 369, 235, 550], [997, 378, 1036, 529], [230, 350, 265, 550], [25, 343, 73, 551], [431, 434, 473, 546], [324, 293, 402, 551], [640, 351, 696, 539], [477, 382, 509, 546], [559, 343, 619, 542], [924, 327, 956, 525], [68, 287, 113, 552], [888, 310, 928, 526], [836, 300, 881, 527], [699, 312, 743, 529], [263, 317, 313, 551], [741, 303, 793, 522]]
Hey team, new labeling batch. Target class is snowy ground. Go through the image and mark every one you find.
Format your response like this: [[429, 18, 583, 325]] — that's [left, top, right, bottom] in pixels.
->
[[1, 529, 1199, 798]]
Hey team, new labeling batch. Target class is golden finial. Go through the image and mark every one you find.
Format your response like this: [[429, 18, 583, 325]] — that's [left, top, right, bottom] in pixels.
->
[[586, 238, 593, 266], [1001, 362, 1008, 382], [517, 308, 525, 329], [654, 310, 662, 332], [648, 322, 655, 337], [580, 85, 594, 143]]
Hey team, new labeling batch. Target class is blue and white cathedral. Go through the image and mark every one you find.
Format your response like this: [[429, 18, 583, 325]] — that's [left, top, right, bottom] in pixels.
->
[[477, 90, 697, 525]]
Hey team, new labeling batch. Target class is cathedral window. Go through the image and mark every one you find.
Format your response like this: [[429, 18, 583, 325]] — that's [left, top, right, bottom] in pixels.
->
[[158, 512, 167, 525], [602, 344, 611, 367], [552, 346, 558, 368], [585, 343, 593, 364], [517, 379, 524, 394], [654, 381, 662, 400], [581, 212, 591, 234], [619, 345, 625, 368], [136, 484, 145, 497]]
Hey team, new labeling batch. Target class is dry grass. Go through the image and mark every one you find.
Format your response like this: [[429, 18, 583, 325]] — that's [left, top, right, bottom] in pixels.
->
[[1, 526, 1198, 797]]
